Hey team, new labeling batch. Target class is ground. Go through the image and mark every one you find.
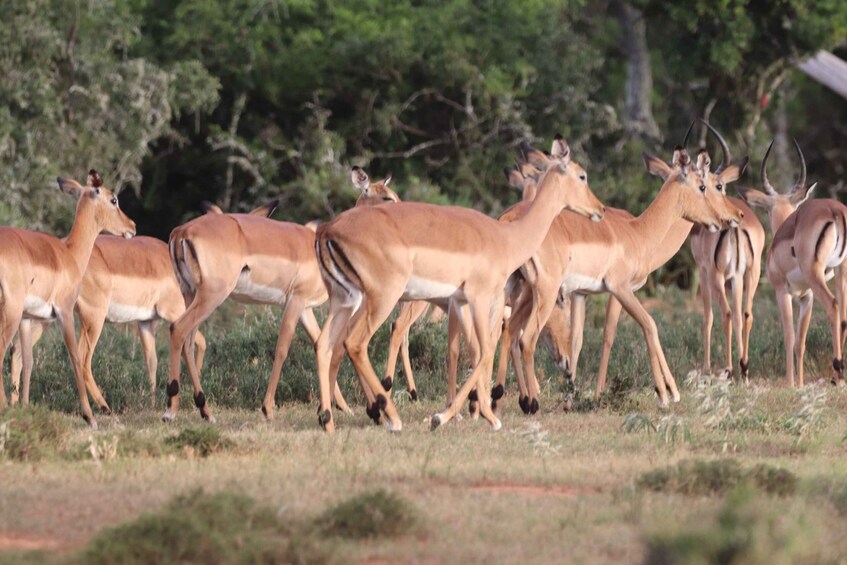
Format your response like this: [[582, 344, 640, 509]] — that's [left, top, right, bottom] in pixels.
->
[[2, 291, 847, 563]]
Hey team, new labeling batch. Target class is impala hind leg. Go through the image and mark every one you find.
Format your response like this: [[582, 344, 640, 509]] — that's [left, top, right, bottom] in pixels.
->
[[297, 308, 352, 415], [0, 300, 24, 409], [136, 321, 159, 407], [519, 282, 559, 414], [315, 299, 356, 432], [595, 297, 623, 401], [11, 320, 42, 405], [795, 292, 813, 387], [698, 266, 714, 373], [740, 263, 760, 384], [709, 270, 733, 380], [261, 298, 306, 420], [57, 308, 96, 428], [165, 286, 230, 423], [806, 274, 844, 384], [775, 288, 797, 387], [384, 301, 427, 398]]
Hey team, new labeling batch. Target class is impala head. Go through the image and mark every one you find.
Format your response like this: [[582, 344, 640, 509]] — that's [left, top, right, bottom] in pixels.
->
[[56, 169, 136, 239], [519, 134, 605, 221], [504, 164, 540, 201], [737, 138, 816, 233], [351, 166, 400, 206], [644, 122, 745, 232]]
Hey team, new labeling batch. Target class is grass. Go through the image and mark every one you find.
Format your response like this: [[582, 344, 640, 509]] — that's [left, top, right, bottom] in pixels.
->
[[2, 289, 847, 561]]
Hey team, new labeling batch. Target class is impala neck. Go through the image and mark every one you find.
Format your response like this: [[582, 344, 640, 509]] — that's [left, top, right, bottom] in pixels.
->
[[522, 182, 537, 202], [501, 168, 571, 273], [629, 182, 689, 263], [64, 196, 101, 275], [649, 218, 693, 270]]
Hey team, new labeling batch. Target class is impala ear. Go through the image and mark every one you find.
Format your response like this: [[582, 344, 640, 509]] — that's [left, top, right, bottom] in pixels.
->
[[56, 177, 86, 198], [504, 167, 524, 190], [789, 182, 817, 207], [696, 149, 711, 176], [643, 153, 672, 180], [520, 142, 550, 170], [550, 134, 571, 164], [201, 201, 224, 214], [736, 186, 773, 210], [671, 146, 690, 171], [351, 166, 369, 191], [87, 169, 104, 188], [249, 198, 279, 218], [383, 174, 392, 186], [718, 157, 749, 185]]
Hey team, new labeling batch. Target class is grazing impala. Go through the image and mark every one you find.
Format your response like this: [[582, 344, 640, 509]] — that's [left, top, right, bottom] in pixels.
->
[[163, 168, 399, 423], [502, 128, 746, 412], [0, 170, 136, 428], [313, 135, 606, 433], [739, 139, 847, 386], [6, 202, 280, 412]]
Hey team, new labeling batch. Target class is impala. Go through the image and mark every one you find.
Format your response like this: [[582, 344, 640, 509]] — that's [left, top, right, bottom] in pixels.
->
[[313, 135, 606, 433], [739, 139, 846, 386], [0, 170, 136, 428], [163, 168, 399, 422], [7, 202, 280, 412], [502, 129, 745, 411]]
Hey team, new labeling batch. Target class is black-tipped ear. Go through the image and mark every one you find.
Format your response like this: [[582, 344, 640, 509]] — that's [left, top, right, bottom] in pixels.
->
[[200, 201, 223, 214], [352, 165, 361, 171], [554, 133, 564, 141], [87, 169, 103, 188], [249, 199, 280, 218], [736, 157, 749, 178], [503, 166, 513, 180]]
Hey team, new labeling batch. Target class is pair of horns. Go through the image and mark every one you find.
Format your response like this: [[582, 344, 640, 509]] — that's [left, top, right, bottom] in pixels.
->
[[681, 119, 731, 173], [760, 137, 807, 196]]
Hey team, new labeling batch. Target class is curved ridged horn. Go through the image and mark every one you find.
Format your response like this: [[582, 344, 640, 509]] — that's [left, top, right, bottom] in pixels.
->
[[760, 139, 777, 196], [792, 137, 807, 192], [699, 119, 731, 173], [682, 120, 696, 148]]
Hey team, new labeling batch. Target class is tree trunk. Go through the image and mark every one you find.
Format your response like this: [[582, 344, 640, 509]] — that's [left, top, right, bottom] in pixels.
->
[[614, 1, 661, 141]]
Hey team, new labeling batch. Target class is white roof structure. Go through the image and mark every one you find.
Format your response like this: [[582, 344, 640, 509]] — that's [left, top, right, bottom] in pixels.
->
[[798, 50, 847, 99]]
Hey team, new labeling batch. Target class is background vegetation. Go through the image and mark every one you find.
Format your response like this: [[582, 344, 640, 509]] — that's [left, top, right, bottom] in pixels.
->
[[3, 0, 847, 286]]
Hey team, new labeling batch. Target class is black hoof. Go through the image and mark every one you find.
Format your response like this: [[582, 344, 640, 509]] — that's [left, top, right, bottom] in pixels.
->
[[468, 389, 478, 402], [100, 405, 112, 416], [469, 402, 478, 417], [193, 391, 206, 409], [491, 399, 499, 411], [82, 414, 92, 425], [376, 394, 388, 410], [739, 359, 749, 377], [410, 389, 418, 402], [366, 403, 381, 424], [491, 384, 504, 401], [519, 395, 531, 414], [430, 415, 442, 430], [166, 380, 179, 397], [318, 409, 332, 429], [530, 398, 539, 414], [261, 405, 268, 417], [833, 358, 844, 373], [381, 376, 393, 391]]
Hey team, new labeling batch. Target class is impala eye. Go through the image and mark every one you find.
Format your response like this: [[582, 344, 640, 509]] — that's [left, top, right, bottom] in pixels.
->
[[699, 184, 706, 193], [579, 174, 587, 182], [110, 197, 118, 206], [382, 196, 394, 201]]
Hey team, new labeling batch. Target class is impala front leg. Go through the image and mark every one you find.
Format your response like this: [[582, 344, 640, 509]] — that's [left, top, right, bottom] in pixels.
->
[[57, 309, 97, 429], [595, 297, 623, 400]]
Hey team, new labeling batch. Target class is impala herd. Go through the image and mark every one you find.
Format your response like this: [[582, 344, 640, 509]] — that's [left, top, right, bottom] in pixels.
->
[[0, 121, 844, 433]]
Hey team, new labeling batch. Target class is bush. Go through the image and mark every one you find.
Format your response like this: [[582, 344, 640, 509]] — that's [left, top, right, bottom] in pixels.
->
[[317, 489, 419, 540], [78, 490, 290, 565], [165, 426, 234, 457], [638, 459, 797, 497], [0, 405, 68, 462]]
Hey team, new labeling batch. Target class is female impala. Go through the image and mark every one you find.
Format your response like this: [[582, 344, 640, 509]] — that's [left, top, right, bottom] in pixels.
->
[[164, 168, 399, 423], [505, 133, 745, 411], [314, 136, 606, 432], [0, 170, 136, 428], [739, 139, 846, 386], [6, 202, 278, 413]]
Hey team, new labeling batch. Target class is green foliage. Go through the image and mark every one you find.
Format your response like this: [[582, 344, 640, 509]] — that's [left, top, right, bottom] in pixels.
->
[[638, 459, 797, 497], [0, 405, 68, 461], [644, 486, 818, 564], [317, 489, 419, 540], [77, 490, 289, 564], [165, 425, 234, 457]]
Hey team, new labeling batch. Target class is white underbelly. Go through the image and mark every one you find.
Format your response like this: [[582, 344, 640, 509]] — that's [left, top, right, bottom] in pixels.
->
[[402, 276, 461, 301], [23, 296, 54, 320], [560, 272, 606, 295], [231, 271, 287, 305], [106, 303, 157, 324]]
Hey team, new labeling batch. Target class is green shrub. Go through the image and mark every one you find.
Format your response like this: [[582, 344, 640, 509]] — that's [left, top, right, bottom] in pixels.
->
[[165, 426, 234, 457], [0, 405, 67, 462], [317, 489, 419, 540], [78, 490, 290, 565], [638, 459, 797, 497]]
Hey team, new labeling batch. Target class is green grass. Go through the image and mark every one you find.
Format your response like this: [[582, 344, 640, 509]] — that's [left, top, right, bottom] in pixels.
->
[[2, 289, 847, 561]]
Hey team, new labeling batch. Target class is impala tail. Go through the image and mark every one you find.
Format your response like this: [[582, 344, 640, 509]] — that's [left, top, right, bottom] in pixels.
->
[[315, 229, 364, 313], [169, 233, 203, 297]]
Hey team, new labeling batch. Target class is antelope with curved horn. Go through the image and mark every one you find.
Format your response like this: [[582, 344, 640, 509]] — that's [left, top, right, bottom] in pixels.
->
[[739, 139, 846, 386], [313, 135, 606, 432], [0, 170, 136, 428], [164, 168, 399, 423], [501, 128, 745, 411]]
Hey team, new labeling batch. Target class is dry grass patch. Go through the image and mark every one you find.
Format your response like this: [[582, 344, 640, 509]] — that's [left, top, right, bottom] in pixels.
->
[[638, 459, 797, 497]]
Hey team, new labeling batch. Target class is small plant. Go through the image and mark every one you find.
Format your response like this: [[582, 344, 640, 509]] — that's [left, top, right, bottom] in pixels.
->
[[165, 426, 234, 457], [0, 406, 67, 462], [783, 386, 827, 443], [317, 489, 419, 540], [637, 459, 797, 497], [513, 421, 561, 456], [655, 414, 690, 445], [622, 412, 655, 434], [88, 434, 119, 464]]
